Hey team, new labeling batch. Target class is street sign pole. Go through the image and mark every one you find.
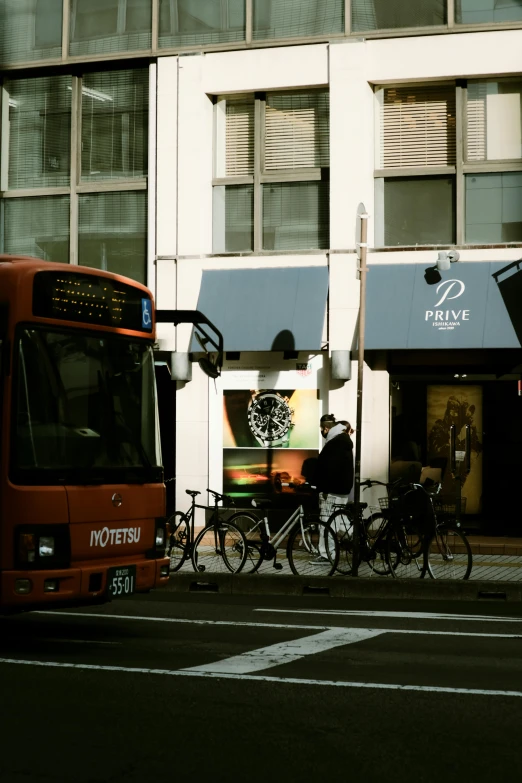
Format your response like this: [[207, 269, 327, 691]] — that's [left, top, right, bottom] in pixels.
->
[[353, 205, 369, 577]]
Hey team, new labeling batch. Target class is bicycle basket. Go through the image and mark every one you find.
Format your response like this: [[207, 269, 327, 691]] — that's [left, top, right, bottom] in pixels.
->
[[378, 497, 389, 510], [432, 496, 467, 525]]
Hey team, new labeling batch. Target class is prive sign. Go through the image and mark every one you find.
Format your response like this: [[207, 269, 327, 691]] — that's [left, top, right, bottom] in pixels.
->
[[425, 280, 469, 331]]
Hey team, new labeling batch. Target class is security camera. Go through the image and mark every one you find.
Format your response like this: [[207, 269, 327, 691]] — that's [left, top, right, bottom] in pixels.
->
[[448, 250, 460, 263]]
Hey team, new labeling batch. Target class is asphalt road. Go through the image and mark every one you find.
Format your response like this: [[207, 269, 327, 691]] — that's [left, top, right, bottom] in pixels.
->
[[2, 592, 522, 783]]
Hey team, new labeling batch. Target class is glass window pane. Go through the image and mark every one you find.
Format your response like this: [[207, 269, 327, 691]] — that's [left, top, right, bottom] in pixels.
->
[[265, 92, 329, 170], [466, 173, 522, 243], [381, 177, 455, 246], [213, 185, 254, 252], [253, 0, 344, 40], [5, 75, 71, 190], [456, 0, 522, 24], [2, 196, 70, 263], [262, 181, 329, 250], [70, 0, 151, 56], [353, 0, 446, 31], [78, 192, 147, 283], [159, 0, 245, 48], [81, 69, 148, 181], [466, 80, 522, 162], [0, 0, 62, 64]]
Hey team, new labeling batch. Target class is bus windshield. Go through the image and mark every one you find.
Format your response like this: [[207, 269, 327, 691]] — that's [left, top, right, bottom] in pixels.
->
[[12, 326, 162, 485]]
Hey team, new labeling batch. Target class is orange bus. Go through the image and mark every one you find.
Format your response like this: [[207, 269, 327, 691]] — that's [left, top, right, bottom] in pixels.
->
[[0, 256, 170, 612]]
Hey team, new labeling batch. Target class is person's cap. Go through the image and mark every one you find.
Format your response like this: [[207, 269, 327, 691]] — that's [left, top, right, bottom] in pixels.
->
[[320, 413, 336, 424]]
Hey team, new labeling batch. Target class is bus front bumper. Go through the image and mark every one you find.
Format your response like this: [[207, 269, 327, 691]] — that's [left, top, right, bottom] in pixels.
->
[[1, 557, 170, 611]]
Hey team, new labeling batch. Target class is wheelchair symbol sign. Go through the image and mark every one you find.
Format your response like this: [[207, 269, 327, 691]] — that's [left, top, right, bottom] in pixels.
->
[[141, 298, 152, 330]]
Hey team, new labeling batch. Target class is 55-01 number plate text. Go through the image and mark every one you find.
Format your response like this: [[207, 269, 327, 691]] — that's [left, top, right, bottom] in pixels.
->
[[107, 565, 136, 598]]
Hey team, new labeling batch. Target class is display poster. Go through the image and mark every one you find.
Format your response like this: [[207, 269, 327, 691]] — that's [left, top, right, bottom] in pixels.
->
[[223, 388, 319, 503], [427, 385, 483, 514]]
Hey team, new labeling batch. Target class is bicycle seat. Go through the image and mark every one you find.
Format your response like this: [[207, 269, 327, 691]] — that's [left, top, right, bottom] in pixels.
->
[[186, 489, 201, 498], [345, 501, 368, 510]]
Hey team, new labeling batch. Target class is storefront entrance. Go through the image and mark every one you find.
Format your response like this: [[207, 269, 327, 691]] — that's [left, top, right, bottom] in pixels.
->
[[390, 366, 522, 535]]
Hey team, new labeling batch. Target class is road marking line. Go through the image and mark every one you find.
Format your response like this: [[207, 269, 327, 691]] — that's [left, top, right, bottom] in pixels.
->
[[40, 639, 120, 646], [183, 628, 384, 674], [34, 612, 522, 638], [254, 609, 522, 623], [1, 657, 521, 698]]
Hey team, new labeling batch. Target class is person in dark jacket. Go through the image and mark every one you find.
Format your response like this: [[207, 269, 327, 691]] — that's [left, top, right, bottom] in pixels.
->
[[316, 419, 354, 559]]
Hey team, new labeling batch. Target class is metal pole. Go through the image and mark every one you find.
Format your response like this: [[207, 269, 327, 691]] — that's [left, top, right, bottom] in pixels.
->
[[353, 209, 368, 576]]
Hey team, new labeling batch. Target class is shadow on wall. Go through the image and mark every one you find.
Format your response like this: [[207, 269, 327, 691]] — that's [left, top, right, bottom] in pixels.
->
[[271, 329, 296, 351]]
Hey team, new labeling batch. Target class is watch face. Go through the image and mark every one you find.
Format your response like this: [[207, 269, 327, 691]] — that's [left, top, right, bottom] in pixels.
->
[[248, 392, 292, 443]]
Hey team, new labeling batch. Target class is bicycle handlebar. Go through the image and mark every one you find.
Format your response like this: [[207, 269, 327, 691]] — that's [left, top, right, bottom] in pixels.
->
[[206, 488, 235, 506]]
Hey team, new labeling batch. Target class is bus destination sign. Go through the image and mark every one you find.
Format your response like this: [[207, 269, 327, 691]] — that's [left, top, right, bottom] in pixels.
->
[[32, 271, 153, 332]]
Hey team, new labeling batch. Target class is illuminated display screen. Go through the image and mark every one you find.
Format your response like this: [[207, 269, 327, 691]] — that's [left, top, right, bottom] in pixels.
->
[[32, 271, 153, 332]]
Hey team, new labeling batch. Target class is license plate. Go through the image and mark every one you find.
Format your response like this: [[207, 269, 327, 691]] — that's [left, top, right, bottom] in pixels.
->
[[107, 565, 136, 598]]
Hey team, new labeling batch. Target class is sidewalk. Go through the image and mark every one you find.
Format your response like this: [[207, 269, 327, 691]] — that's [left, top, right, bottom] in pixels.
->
[[166, 534, 522, 596]]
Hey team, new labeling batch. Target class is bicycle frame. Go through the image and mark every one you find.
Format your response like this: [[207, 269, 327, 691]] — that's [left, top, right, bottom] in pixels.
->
[[247, 504, 309, 553]]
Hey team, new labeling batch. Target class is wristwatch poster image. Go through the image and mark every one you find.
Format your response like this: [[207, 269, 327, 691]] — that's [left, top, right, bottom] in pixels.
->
[[223, 388, 318, 449], [247, 390, 294, 448]]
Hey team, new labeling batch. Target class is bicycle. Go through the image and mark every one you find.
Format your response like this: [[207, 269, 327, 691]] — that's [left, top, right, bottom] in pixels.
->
[[326, 479, 472, 580], [325, 478, 424, 577], [229, 493, 339, 577], [425, 495, 473, 580], [166, 488, 248, 574]]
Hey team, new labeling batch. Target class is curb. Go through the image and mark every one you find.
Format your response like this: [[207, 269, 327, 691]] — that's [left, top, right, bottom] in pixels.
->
[[165, 573, 522, 602]]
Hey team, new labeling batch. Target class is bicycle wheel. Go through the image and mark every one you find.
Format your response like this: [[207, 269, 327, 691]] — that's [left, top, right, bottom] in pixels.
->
[[166, 511, 189, 572], [364, 513, 392, 576], [325, 509, 354, 575], [227, 512, 263, 573], [287, 519, 338, 577], [425, 525, 473, 580], [192, 521, 248, 574], [385, 521, 426, 579]]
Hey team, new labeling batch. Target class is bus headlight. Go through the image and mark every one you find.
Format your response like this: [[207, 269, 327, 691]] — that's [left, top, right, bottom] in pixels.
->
[[39, 537, 55, 557], [155, 527, 165, 547]]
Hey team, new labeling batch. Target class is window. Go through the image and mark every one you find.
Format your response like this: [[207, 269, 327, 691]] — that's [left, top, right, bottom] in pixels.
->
[[6, 75, 71, 189], [2, 196, 70, 264], [213, 91, 329, 252], [376, 79, 522, 246], [1, 68, 148, 283], [81, 70, 148, 180], [78, 192, 147, 282], [253, 0, 344, 40], [70, 0, 152, 56], [352, 0, 446, 32], [0, 0, 62, 64], [456, 0, 522, 24], [159, 0, 245, 47], [376, 84, 456, 245]]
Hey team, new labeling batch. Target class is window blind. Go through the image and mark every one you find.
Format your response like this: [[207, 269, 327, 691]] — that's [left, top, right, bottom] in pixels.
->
[[78, 191, 147, 283], [7, 75, 71, 189], [225, 100, 255, 176], [253, 0, 344, 40], [380, 85, 456, 168], [352, 0, 446, 31], [81, 68, 148, 180], [466, 82, 487, 161], [3, 196, 70, 263], [0, 0, 62, 65], [264, 92, 329, 171]]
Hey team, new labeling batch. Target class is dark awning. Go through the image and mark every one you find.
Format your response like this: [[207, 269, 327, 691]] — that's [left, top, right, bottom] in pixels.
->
[[190, 266, 328, 352], [365, 261, 521, 350]]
